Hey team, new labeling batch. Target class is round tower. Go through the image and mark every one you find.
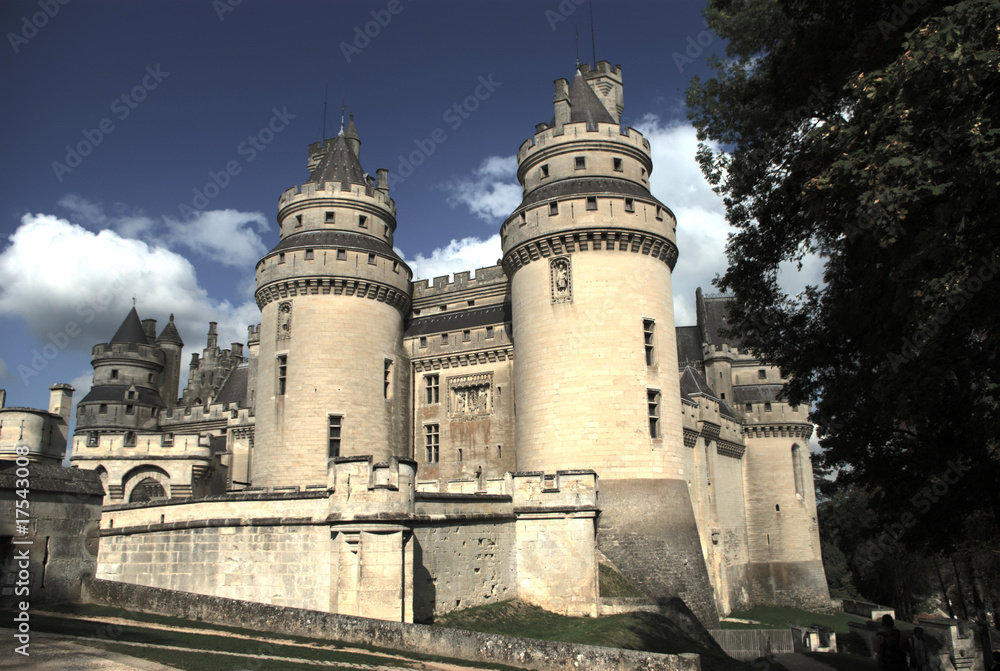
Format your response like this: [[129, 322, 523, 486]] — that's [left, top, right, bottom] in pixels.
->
[[76, 307, 168, 434], [503, 62, 682, 479], [252, 119, 412, 488]]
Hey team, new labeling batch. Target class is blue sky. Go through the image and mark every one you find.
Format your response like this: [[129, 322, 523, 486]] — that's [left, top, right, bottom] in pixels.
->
[[0, 0, 822, 428]]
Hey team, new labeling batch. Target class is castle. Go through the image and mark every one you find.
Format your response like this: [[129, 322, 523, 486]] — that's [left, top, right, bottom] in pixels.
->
[[9, 61, 831, 626]]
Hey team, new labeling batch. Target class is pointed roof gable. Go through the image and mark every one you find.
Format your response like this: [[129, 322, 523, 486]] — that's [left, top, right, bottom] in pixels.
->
[[109, 307, 148, 346], [306, 135, 367, 187], [156, 313, 184, 346]]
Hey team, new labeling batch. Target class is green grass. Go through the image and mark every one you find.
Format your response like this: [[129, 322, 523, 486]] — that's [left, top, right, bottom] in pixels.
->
[[432, 599, 782, 671], [599, 563, 645, 598]]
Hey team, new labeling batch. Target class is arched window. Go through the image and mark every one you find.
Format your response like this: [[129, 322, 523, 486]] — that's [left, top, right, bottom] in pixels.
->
[[129, 478, 166, 503], [792, 444, 805, 498]]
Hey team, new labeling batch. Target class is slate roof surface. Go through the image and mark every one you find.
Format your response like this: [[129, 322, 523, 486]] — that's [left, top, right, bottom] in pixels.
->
[[732, 384, 787, 404], [214, 364, 248, 408], [268, 230, 404, 264], [109, 307, 149, 346], [79, 385, 167, 408], [699, 295, 741, 348], [549, 71, 617, 128], [405, 304, 511, 338], [518, 177, 666, 211], [0, 461, 104, 495], [675, 325, 703, 367], [305, 135, 367, 187], [156, 315, 184, 346], [679, 365, 737, 419]]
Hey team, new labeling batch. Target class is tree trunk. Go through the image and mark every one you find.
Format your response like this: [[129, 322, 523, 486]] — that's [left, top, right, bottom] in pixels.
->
[[951, 555, 969, 619], [933, 557, 955, 618]]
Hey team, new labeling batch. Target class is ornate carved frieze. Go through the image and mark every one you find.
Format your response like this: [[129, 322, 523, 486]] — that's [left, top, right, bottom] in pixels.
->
[[503, 227, 678, 276], [276, 301, 292, 341], [447, 372, 493, 419], [742, 423, 814, 440]]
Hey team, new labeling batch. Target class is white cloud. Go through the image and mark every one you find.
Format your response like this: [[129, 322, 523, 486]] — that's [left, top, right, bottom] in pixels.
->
[[398, 234, 503, 282], [441, 156, 521, 223], [0, 213, 258, 360], [58, 196, 269, 267], [634, 116, 731, 327]]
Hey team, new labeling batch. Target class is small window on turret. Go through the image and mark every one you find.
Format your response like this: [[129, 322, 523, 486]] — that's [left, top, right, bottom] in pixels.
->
[[758, 369, 767, 379], [486, 326, 494, 339], [279, 253, 286, 264], [124, 431, 136, 447], [337, 249, 346, 260], [641, 168, 647, 181], [419, 337, 427, 348], [111, 369, 118, 379], [126, 405, 134, 415], [549, 202, 559, 216], [163, 433, 173, 446], [764, 402, 772, 412], [745, 403, 753, 412], [305, 249, 314, 260], [325, 211, 335, 223], [586, 197, 597, 211], [574, 156, 585, 169], [87, 432, 99, 447], [295, 215, 302, 228], [359, 215, 368, 228], [99, 404, 108, 414], [368, 253, 376, 265], [148, 373, 154, 383], [655, 207, 663, 221], [613, 157, 623, 171], [541, 164, 549, 178], [624, 198, 635, 212]]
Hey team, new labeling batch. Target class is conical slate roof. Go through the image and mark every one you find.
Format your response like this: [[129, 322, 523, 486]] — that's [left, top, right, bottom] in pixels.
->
[[306, 135, 367, 187], [567, 71, 616, 125], [109, 307, 148, 346], [156, 313, 184, 346]]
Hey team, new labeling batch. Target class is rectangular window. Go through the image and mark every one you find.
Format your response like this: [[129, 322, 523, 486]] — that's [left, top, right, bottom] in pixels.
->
[[124, 431, 136, 447], [648, 389, 661, 439], [328, 415, 342, 458], [305, 249, 314, 260], [442, 333, 449, 345], [758, 369, 767, 379], [745, 403, 753, 412], [613, 157, 623, 171], [325, 211, 335, 223], [384, 359, 393, 399], [359, 215, 367, 228], [764, 402, 772, 412], [110, 369, 118, 379], [458, 448, 463, 462], [643, 319, 655, 366], [424, 424, 440, 463], [586, 196, 597, 211], [655, 207, 663, 221], [419, 336, 427, 348], [87, 432, 99, 447], [126, 390, 136, 399], [336, 249, 346, 260], [295, 214, 302, 227], [125, 404, 135, 415], [425, 374, 439, 404], [486, 326, 494, 339], [549, 202, 559, 216], [148, 373, 154, 383], [463, 329, 471, 342], [368, 253, 376, 265], [99, 404, 108, 414], [624, 198, 635, 212], [277, 355, 287, 396], [279, 252, 286, 263], [541, 164, 549, 178], [574, 156, 586, 169], [162, 433, 174, 446]]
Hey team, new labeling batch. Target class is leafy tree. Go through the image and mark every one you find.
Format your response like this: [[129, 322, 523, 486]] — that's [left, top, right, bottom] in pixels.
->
[[687, 0, 1000, 544]]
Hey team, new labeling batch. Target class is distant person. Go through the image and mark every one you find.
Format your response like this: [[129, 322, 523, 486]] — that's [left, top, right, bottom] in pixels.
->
[[909, 626, 929, 671], [874, 614, 910, 671]]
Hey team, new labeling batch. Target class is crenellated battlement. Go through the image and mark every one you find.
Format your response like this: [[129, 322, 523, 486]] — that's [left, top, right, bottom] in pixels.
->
[[92, 341, 165, 363], [517, 122, 650, 164], [278, 180, 396, 215], [411, 265, 507, 298], [328, 455, 416, 516], [246, 324, 260, 344]]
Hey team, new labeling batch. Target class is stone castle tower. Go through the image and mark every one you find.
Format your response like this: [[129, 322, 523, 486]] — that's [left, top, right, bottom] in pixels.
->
[[73, 60, 830, 627], [252, 115, 413, 487]]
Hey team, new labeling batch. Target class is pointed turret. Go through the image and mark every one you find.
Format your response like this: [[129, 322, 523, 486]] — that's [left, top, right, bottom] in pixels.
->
[[344, 113, 361, 161], [110, 307, 148, 346], [156, 314, 183, 408], [155, 313, 184, 346]]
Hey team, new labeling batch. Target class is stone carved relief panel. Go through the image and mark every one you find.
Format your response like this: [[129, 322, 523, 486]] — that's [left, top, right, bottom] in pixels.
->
[[276, 301, 292, 341], [447, 372, 493, 419], [550, 256, 572, 303]]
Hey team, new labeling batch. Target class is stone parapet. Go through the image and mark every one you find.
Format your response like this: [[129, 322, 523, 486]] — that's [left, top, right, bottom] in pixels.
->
[[328, 455, 416, 517]]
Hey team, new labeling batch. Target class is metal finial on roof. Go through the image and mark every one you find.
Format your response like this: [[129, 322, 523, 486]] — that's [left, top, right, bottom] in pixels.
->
[[338, 102, 346, 137]]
